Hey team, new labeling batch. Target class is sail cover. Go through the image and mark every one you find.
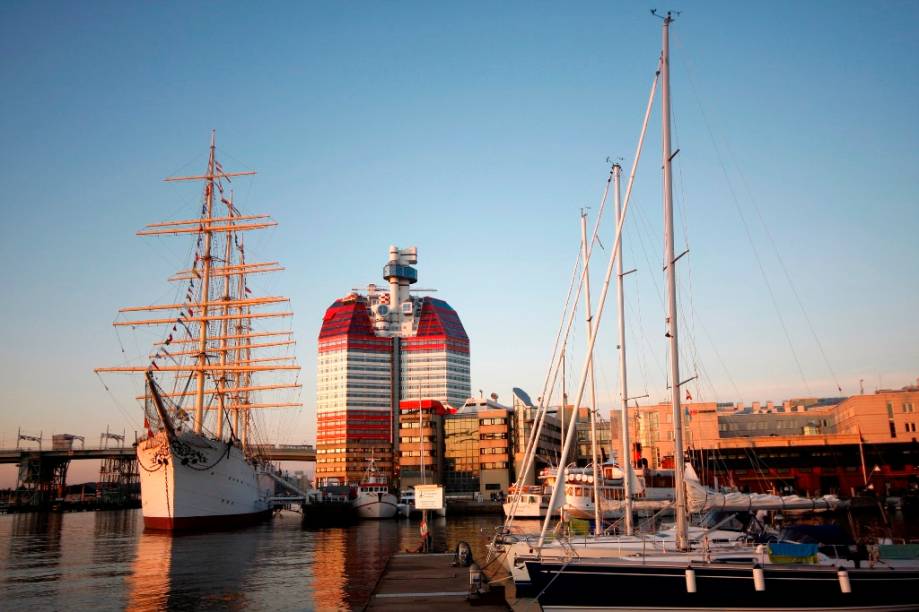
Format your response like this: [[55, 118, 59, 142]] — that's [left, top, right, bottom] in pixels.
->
[[684, 464, 843, 513]]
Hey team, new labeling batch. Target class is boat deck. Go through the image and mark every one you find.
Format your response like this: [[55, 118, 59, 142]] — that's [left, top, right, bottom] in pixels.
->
[[365, 552, 509, 611]]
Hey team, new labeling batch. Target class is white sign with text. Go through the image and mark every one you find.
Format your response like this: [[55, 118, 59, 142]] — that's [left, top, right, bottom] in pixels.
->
[[414, 484, 444, 510]]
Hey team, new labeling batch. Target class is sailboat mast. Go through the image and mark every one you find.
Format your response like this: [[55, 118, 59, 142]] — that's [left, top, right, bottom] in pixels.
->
[[613, 162, 635, 535], [661, 12, 688, 550], [580, 210, 603, 535], [194, 130, 218, 433], [560, 350, 566, 450]]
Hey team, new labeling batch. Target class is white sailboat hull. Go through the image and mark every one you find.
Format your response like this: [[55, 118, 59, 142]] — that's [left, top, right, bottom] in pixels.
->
[[353, 491, 399, 519], [137, 431, 273, 530], [498, 527, 754, 583]]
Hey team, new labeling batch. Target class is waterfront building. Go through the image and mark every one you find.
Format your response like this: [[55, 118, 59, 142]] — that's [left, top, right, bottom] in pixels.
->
[[316, 294, 394, 485], [511, 388, 561, 487], [444, 396, 514, 497], [609, 383, 919, 496], [573, 408, 614, 466], [316, 246, 471, 486], [397, 398, 447, 489]]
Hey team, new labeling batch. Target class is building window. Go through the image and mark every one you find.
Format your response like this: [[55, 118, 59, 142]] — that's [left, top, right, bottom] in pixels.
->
[[889, 421, 897, 438], [887, 402, 894, 419]]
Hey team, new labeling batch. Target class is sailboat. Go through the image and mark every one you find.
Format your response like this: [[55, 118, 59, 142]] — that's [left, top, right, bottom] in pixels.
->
[[504, 13, 919, 610], [96, 133, 302, 530]]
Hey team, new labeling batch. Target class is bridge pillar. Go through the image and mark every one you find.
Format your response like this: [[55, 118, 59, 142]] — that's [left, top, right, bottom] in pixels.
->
[[97, 455, 140, 505], [14, 453, 70, 510]]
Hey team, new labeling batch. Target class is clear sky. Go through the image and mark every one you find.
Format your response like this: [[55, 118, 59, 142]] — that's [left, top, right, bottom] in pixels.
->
[[1, 1, 917, 484]]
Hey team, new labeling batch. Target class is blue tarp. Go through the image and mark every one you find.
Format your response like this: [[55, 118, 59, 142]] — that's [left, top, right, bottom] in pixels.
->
[[769, 542, 819, 558], [879, 544, 919, 560]]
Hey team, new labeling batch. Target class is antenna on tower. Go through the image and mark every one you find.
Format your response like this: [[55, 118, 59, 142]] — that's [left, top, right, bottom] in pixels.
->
[[651, 9, 681, 20]]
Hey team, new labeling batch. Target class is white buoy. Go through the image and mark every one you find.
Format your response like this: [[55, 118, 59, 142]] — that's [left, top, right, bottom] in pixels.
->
[[753, 565, 766, 591], [685, 567, 697, 593], [838, 568, 851, 594]]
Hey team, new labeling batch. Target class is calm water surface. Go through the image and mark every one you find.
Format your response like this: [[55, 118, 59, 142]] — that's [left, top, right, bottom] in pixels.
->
[[0, 510, 502, 611]]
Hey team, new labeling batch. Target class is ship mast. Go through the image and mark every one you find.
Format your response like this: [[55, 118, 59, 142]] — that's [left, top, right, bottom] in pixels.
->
[[95, 132, 302, 445], [660, 11, 688, 551], [215, 191, 236, 440], [193, 132, 218, 433], [238, 233, 252, 451]]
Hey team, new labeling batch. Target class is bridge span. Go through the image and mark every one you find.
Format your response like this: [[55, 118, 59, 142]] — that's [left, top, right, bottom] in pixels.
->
[[1, 442, 315, 510], [0, 444, 316, 465]]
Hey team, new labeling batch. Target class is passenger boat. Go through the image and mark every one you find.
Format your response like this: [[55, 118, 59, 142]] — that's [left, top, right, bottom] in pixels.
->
[[352, 458, 398, 519]]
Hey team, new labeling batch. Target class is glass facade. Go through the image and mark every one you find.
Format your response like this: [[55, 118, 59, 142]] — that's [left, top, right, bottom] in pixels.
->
[[445, 415, 479, 494]]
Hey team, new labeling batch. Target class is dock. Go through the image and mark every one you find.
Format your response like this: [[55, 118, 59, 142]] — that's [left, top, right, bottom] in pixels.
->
[[365, 552, 509, 611]]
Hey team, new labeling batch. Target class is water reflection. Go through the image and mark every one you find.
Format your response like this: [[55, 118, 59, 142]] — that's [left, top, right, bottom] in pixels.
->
[[128, 525, 259, 610], [126, 530, 171, 610], [92, 511, 139, 582], [1, 513, 65, 608], [310, 527, 347, 609], [0, 510, 506, 611]]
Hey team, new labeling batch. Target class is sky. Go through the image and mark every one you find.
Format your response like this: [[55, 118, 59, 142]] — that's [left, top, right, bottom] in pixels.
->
[[1, 1, 917, 485]]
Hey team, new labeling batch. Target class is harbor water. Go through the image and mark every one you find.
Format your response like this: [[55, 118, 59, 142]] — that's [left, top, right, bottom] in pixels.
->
[[0, 510, 502, 611]]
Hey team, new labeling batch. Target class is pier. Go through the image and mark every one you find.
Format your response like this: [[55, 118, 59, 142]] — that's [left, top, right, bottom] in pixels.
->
[[366, 552, 508, 611]]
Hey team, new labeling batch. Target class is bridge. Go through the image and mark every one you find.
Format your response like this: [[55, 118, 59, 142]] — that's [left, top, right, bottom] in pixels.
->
[[1, 435, 315, 511], [0, 447, 136, 464], [0, 444, 316, 465]]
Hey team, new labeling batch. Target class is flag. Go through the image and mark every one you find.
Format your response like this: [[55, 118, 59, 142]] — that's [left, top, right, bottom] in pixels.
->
[[165, 334, 173, 345], [245, 286, 252, 294], [686, 389, 693, 401]]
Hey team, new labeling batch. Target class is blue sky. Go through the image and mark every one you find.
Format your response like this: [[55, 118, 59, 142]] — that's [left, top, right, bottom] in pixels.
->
[[1, 1, 917, 483]]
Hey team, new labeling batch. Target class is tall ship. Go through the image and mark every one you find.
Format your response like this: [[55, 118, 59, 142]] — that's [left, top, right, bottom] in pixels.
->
[[96, 133, 301, 530]]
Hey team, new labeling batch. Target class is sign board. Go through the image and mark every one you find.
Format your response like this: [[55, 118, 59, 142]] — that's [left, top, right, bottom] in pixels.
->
[[414, 484, 444, 510]]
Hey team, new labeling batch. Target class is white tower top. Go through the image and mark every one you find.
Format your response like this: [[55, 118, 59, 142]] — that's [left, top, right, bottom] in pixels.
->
[[372, 245, 419, 337]]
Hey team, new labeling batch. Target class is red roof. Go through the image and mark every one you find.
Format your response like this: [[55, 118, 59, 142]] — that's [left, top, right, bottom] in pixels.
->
[[318, 297, 392, 354], [399, 398, 448, 415], [402, 297, 469, 354], [318, 296, 468, 354]]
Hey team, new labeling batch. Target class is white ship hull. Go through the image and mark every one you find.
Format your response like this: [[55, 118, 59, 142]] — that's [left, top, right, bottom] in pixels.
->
[[504, 496, 551, 518], [137, 431, 273, 530], [353, 491, 398, 519]]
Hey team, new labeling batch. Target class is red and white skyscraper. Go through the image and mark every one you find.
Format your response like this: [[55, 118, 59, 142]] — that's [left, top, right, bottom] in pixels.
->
[[316, 246, 470, 485]]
